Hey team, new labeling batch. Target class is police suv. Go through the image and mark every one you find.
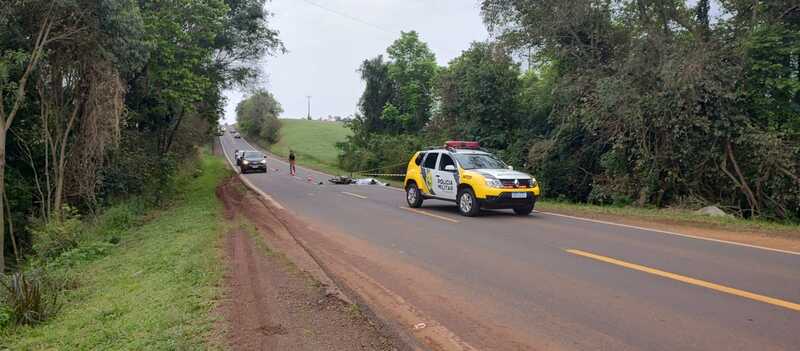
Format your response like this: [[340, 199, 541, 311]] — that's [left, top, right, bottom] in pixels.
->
[[404, 141, 541, 217]]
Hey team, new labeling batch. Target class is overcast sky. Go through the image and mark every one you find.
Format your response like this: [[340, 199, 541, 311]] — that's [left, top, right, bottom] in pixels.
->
[[222, 0, 488, 123]]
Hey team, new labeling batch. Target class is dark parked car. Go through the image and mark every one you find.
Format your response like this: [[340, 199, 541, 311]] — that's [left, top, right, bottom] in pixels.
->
[[240, 151, 267, 173]]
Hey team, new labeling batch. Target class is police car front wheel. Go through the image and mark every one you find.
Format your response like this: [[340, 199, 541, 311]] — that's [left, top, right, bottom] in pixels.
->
[[457, 188, 480, 217]]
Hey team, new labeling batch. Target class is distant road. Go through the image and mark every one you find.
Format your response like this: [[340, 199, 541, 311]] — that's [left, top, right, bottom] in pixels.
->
[[221, 133, 800, 351]]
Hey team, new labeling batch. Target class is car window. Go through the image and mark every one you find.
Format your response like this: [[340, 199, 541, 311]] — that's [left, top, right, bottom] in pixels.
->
[[423, 152, 439, 169], [415, 152, 426, 166], [453, 153, 507, 170], [439, 153, 456, 171]]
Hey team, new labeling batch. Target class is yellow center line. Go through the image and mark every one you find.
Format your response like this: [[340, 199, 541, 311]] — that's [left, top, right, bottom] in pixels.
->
[[565, 249, 800, 312], [341, 191, 367, 199], [401, 207, 460, 223]]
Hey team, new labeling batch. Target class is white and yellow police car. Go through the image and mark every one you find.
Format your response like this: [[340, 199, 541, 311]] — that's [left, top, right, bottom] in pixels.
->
[[404, 141, 541, 217]]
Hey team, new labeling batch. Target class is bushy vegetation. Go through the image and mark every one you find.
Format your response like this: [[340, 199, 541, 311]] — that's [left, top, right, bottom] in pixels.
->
[[339, 2, 800, 221], [0, 270, 63, 327], [337, 31, 438, 175], [1, 154, 228, 349], [236, 89, 284, 145], [0, 0, 282, 271]]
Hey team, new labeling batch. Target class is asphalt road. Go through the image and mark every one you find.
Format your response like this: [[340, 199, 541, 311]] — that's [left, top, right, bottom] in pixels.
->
[[220, 133, 799, 351]]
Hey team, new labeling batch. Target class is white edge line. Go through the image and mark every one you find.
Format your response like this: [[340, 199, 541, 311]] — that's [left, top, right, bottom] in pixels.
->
[[219, 136, 285, 210], [220, 135, 474, 350], [536, 210, 800, 256]]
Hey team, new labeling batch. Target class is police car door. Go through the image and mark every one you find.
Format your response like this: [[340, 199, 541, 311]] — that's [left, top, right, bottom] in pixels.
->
[[420, 152, 440, 196], [433, 153, 458, 200]]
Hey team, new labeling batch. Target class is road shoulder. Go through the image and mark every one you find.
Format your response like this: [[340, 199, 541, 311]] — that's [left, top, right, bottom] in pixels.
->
[[538, 205, 800, 253], [216, 176, 401, 350]]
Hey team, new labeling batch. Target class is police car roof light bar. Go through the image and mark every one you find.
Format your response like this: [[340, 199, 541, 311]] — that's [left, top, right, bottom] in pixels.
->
[[444, 141, 480, 149]]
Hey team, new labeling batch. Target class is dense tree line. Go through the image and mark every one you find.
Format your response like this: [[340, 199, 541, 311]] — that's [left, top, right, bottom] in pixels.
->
[[236, 90, 283, 144], [0, 0, 282, 271], [339, 2, 799, 221]]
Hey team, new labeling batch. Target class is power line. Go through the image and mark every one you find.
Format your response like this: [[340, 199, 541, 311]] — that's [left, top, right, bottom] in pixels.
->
[[299, 0, 395, 35]]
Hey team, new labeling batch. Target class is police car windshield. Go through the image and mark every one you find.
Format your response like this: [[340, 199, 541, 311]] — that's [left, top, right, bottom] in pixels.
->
[[453, 153, 506, 170]]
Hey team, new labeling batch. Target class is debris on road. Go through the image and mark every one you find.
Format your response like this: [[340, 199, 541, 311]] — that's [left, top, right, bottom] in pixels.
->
[[328, 176, 389, 186], [413, 322, 427, 330], [355, 178, 389, 186], [329, 176, 353, 184]]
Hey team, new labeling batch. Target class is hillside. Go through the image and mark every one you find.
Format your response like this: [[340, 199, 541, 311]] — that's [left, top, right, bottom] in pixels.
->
[[2, 154, 229, 349], [269, 119, 352, 174]]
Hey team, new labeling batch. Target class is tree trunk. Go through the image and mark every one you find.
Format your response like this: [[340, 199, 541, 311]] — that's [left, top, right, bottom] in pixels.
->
[[0, 127, 5, 272], [163, 110, 184, 155], [53, 100, 80, 218], [0, 15, 54, 271], [4, 189, 19, 264], [726, 141, 759, 217]]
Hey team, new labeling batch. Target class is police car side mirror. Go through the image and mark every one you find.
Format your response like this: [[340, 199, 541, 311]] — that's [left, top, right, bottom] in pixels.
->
[[507, 165, 514, 170], [444, 165, 457, 172]]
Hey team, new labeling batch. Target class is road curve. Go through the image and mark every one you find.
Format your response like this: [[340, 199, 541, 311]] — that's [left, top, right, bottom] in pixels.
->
[[220, 133, 799, 351]]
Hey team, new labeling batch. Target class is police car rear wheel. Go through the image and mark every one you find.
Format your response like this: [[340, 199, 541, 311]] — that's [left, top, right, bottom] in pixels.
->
[[458, 189, 480, 217], [406, 183, 423, 208]]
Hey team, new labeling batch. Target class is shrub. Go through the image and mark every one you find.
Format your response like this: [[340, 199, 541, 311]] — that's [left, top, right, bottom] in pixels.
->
[[0, 305, 11, 329], [30, 207, 83, 259], [49, 241, 117, 269], [95, 201, 145, 239], [337, 133, 427, 175], [0, 270, 63, 326]]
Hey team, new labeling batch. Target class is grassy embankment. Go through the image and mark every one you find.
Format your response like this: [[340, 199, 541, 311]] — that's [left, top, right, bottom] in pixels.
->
[[261, 118, 402, 186], [256, 119, 799, 236], [1, 152, 230, 350], [268, 118, 352, 176], [537, 201, 800, 236]]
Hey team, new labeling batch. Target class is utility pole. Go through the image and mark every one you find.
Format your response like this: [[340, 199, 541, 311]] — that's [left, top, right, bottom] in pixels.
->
[[306, 95, 312, 120]]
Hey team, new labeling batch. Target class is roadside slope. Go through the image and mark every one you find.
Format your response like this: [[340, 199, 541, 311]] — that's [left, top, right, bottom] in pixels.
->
[[216, 176, 400, 351], [2, 154, 230, 350], [268, 119, 351, 175]]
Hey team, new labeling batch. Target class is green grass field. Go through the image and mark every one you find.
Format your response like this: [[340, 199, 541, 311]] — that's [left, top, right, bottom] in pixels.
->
[[2, 153, 230, 350], [269, 119, 352, 175]]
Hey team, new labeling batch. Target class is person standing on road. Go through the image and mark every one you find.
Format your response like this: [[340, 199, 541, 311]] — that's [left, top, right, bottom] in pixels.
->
[[289, 150, 296, 176]]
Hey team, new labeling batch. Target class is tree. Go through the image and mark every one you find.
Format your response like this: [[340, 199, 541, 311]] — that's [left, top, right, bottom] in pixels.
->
[[434, 42, 521, 151], [482, 0, 800, 218], [357, 55, 393, 134], [236, 90, 283, 144], [0, 0, 284, 269], [386, 31, 437, 131], [0, 0, 91, 271]]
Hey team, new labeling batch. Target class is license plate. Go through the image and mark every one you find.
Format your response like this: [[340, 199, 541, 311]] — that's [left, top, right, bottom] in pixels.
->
[[511, 192, 527, 199]]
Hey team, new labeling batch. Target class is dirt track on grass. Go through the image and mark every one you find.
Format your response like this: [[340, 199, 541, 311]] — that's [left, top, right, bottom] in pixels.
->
[[216, 177, 399, 351]]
